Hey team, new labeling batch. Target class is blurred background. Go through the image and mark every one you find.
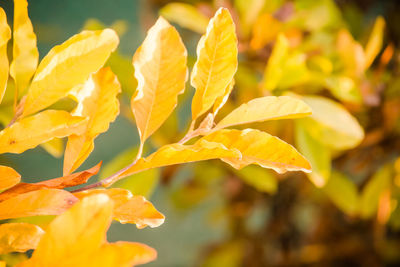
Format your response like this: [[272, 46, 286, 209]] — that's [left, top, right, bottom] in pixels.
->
[[2, 0, 400, 266]]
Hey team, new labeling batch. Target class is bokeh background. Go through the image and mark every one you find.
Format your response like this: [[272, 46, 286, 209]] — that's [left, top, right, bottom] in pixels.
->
[[1, 0, 400, 266]]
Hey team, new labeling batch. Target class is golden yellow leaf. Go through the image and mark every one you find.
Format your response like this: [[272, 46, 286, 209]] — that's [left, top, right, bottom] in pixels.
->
[[0, 163, 101, 201], [213, 79, 235, 116], [160, 3, 209, 34], [18, 194, 157, 267], [64, 68, 121, 175], [74, 188, 165, 228], [200, 129, 311, 173], [0, 8, 11, 103], [10, 0, 39, 95], [215, 96, 312, 130], [0, 223, 44, 254], [82, 242, 157, 267], [22, 29, 119, 116], [0, 165, 20, 190], [0, 189, 78, 220], [300, 96, 364, 150], [191, 8, 238, 121], [0, 110, 87, 154], [19, 194, 113, 267], [364, 16, 385, 70], [109, 139, 241, 185], [131, 17, 187, 144]]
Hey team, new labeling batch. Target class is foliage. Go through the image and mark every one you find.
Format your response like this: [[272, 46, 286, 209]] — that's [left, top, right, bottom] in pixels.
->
[[0, 0, 318, 266]]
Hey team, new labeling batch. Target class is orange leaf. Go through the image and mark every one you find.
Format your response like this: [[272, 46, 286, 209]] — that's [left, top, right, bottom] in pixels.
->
[[0, 162, 101, 201], [0, 165, 21, 190], [74, 188, 165, 228], [0, 189, 77, 220]]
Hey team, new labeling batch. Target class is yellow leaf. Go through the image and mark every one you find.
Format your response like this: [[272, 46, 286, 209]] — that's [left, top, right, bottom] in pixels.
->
[[0, 223, 44, 254], [132, 17, 187, 143], [200, 129, 311, 173], [10, 0, 39, 95], [215, 96, 312, 130], [83, 242, 157, 267], [18, 194, 157, 267], [19, 194, 112, 266], [262, 34, 289, 91], [0, 189, 78, 220], [160, 3, 209, 34], [22, 29, 119, 116], [0, 110, 87, 154], [300, 96, 364, 150], [0, 8, 11, 103], [213, 79, 235, 116], [364, 16, 385, 70], [191, 7, 238, 121], [109, 139, 241, 185], [64, 68, 121, 175], [0, 165, 20, 190], [74, 188, 165, 228]]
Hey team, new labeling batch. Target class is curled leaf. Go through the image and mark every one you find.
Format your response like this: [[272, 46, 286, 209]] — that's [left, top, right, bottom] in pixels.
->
[[74, 188, 165, 228], [0, 223, 44, 254], [200, 129, 311, 173], [0, 162, 101, 201]]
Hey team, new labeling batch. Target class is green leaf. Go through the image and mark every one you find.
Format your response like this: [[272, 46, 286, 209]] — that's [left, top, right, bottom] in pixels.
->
[[295, 121, 331, 187], [322, 171, 359, 215], [359, 164, 392, 219], [236, 165, 277, 194]]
